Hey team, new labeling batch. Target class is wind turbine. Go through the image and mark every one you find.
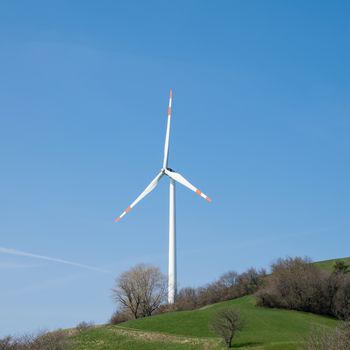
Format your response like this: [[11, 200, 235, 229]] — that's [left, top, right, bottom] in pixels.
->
[[115, 90, 211, 304]]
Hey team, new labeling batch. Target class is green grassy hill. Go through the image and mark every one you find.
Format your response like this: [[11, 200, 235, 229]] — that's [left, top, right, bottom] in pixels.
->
[[313, 257, 350, 272], [73, 296, 338, 350], [72, 257, 348, 349]]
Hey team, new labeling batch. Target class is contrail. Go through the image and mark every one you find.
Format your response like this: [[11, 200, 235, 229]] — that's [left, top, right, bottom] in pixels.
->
[[0, 247, 109, 273]]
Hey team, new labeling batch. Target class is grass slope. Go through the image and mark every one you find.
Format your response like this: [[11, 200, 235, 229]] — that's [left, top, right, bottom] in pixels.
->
[[74, 296, 338, 350], [73, 327, 206, 350], [313, 257, 350, 272]]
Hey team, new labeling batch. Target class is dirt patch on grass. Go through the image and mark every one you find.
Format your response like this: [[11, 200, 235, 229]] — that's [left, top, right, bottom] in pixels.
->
[[110, 326, 220, 348]]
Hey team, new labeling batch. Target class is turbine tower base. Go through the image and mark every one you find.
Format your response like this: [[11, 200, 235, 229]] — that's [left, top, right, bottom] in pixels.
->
[[168, 178, 177, 304]]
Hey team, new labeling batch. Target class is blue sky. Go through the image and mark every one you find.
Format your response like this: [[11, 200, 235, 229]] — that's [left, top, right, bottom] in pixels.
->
[[0, 0, 349, 336]]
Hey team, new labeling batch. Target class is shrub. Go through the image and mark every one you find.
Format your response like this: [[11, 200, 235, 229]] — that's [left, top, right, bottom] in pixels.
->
[[175, 287, 198, 310], [109, 309, 132, 325], [301, 322, 350, 350], [256, 257, 331, 315], [0, 330, 71, 350], [75, 321, 94, 332], [333, 260, 350, 274], [235, 268, 266, 296], [31, 330, 71, 350], [333, 275, 350, 320], [196, 281, 227, 306], [256, 257, 350, 321], [0, 336, 14, 350]]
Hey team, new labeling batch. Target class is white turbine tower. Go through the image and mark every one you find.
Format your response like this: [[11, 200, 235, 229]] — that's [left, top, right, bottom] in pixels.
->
[[115, 90, 211, 304]]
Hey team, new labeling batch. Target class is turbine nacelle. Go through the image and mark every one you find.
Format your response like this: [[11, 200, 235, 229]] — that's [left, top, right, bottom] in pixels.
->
[[162, 167, 175, 174]]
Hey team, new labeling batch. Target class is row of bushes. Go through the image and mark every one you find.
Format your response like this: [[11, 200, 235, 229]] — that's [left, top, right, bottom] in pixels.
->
[[256, 257, 350, 320], [110, 266, 267, 323], [110, 257, 350, 324], [174, 267, 267, 311], [0, 331, 71, 350], [0, 322, 94, 350]]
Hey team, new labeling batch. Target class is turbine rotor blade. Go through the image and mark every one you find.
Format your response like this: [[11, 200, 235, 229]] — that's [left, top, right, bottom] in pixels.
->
[[163, 89, 173, 169], [164, 169, 212, 202], [115, 171, 164, 222]]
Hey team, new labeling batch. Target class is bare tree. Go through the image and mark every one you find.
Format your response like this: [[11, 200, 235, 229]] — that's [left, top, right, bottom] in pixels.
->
[[112, 264, 167, 319], [209, 308, 243, 348], [219, 271, 238, 288]]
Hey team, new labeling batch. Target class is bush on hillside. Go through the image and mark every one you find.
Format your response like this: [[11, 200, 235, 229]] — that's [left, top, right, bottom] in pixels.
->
[[333, 276, 350, 320], [333, 260, 350, 274], [235, 268, 266, 296], [75, 321, 94, 332], [175, 267, 266, 311], [256, 257, 350, 320], [196, 281, 228, 306], [256, 257, 329, 313], [109, 309, 132, 325], [0, 330, 71, 350], [300, 322, 350, 350], [173, 287, 198, 311]]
